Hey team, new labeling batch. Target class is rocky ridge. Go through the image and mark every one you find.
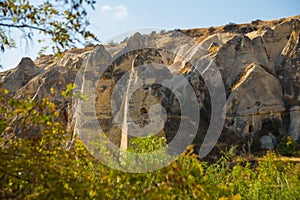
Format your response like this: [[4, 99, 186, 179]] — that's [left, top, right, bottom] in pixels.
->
[[1, 16, 300, 157]]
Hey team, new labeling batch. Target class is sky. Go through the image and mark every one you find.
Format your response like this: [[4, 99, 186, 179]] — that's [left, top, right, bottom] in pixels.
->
[[0, 0, 299, 71]]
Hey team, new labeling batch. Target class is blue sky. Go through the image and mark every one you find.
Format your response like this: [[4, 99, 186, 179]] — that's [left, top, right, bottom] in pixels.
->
[[1, 0, 299, 71]]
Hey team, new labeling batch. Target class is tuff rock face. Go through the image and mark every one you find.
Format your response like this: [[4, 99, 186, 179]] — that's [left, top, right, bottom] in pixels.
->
[[1, 16, 300, 156]]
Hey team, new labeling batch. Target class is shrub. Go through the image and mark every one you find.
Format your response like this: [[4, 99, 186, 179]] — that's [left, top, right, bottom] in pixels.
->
[[0, 86, 299, 199], [223, 22, 238, 32], [208, 26, 215, 34], [276, 136, 299, 156]]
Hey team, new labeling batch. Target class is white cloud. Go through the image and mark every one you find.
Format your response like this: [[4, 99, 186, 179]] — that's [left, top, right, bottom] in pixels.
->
[[113, 5, 128, 20], [100, 5, 112, 14], [100, 4, 128, 20]]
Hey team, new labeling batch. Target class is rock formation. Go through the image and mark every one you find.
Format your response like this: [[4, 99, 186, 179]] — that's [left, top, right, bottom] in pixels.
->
[[1, 16, 300, 156]]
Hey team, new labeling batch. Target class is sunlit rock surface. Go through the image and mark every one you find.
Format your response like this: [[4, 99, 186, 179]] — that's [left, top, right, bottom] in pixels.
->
[[1, 16, 300, 155]]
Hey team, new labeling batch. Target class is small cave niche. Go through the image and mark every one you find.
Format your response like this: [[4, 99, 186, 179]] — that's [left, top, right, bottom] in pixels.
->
[[251, 118, 282, 153], [249, 125, 253, 133], [228, 119, 235, 126], [140, 107, 148, 115], [143, 85, 149, 90]]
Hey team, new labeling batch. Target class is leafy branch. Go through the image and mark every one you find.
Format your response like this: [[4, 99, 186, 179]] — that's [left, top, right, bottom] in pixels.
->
[[0, 0, 99, 55]]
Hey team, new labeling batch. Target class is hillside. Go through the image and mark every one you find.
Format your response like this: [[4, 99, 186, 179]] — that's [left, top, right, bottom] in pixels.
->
[[1, 15, 300, 159]]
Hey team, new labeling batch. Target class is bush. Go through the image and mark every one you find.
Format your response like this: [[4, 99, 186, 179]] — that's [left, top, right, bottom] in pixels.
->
[[0, 86, 300, 199], [276, 136, 299, 156], [223, 22, 238, 32], [208, 26, 215, 34], [251, 19, 262, 26]]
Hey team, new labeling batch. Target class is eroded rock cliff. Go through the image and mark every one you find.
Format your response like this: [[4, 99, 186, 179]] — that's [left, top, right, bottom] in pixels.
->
[[1, 16, 300, 157]]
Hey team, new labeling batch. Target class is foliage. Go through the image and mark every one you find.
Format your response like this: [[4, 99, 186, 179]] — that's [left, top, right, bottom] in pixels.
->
[[128, 133, 167, 153], [60, 83, 89, 100], [276, 136, 299, 157], [0, 87, 300, 199], [106, 40, 119, 46], [208, 44, 219, 56], [223, 22, 238, 32], [0, 0, 98, 56]]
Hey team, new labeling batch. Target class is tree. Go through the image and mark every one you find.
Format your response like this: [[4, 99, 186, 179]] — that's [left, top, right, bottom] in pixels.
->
[[0, 0, 98, 56], [0, 85, 299, 199]]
